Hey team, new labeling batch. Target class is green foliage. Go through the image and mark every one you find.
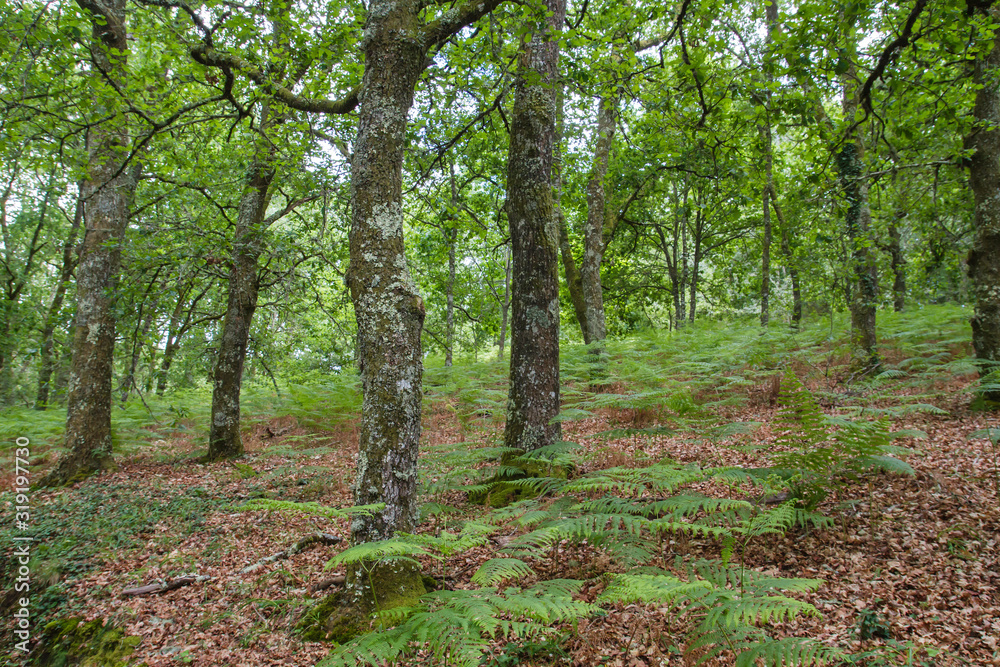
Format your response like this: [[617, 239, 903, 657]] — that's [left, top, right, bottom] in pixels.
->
[[599, 560, 838, 666], [318, 581, 596, 667], [770, 373, 916, 508], [237, 499, 384, 521], [29, 617, 141, 667]]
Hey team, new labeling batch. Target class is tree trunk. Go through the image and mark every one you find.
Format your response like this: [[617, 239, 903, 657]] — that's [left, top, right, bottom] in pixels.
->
[[580, 95, 615, 345], [888, 221, 906, 312], [689, 218, 701, 323], [553, 83, 587, 342], [965, 5, 1000, 399], [43, 0, 135, 486], [759, 0, 776, 328], [156, 291, 188, 396], [345, 0, 427, 545], [503, 0, 564, 452], [120, 303, 157, 405], [207, 145, 275, 460], [36, 194, 82, 410], [760, 131, 772, 327], [444, 163, 458, 366], [769, 186, 802, 328], [839, 59, 880, 373], [498, 244, 511, 361], [678, 215, 688, 327], [558, 214, 587, 340]]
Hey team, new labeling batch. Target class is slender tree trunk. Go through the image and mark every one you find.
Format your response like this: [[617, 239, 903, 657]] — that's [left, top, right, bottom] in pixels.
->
[[888, 221, 906, 312], [655, 222, 680, 330], [580, 95, 615, 345], [558, 215, 587, 340], [839, 57, 880, 373], [445, 168, 458, 367], [207, 141, 275, 460], [678, 216, 688, 326], [120, 301, 157, 404], [503, 0, 564, 452], [43, 0, 135, 486], [769, 186, 802, 328], [553, 82, 587, 342], [689, 222, 701, 323], [965, 5, 1000, 399], [156, 293, 187, 396], [497, 244, 511, 361], [156, 342, 178, 396], [36, 196, 82, 409], [759, 0, 776, 327], [760, 132, 772, 327]]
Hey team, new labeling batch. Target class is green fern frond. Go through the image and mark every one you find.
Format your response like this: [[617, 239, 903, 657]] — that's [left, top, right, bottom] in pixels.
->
[[326, 538, 434, 569], [705, 596, 820, 628], [857, 454, 915, 476], [598, 573, 713, 605], [471, 558, 534, 586], [732, 637, 840, 666]]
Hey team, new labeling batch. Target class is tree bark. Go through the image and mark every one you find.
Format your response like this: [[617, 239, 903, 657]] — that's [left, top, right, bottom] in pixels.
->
[[43, 0, 136, 486], [445, 166, 458, 367], [887, 221, 906, 312], [554, 84, 588, 342], [768, 185, 802, 328], [580, 95, 615, 345], [36, 192, 82, 410], [497, 244, 511, 361], [558, 214, 588, 340], [678, 214, 688, 327], [503, 0, 564, 452], [760, 130, 772, 327], [759, 0, 777, 328], [156, 290, 189, 396], [965, 5, 1000, 399], [120, 274, 160, 405], [839, 56, 880, 373], [207, 139, 275, 460], [345, 0, 428, 544], [688, 212, 702, 323]]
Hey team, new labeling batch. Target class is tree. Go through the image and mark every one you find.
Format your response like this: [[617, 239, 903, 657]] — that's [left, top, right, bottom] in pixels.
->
[[205, 100, 280, 460], [503, 0, 565, 453], [965, 4, 1000, 401], [43, 0, 139, 486]]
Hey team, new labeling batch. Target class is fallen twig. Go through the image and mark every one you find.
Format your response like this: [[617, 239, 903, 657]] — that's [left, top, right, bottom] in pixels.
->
[[121, 574, 213, 597], [239, 532, 342, 575]]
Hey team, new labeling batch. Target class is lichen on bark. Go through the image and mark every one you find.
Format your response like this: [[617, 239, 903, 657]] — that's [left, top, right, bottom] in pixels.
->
[[503, 0, 565, 454]]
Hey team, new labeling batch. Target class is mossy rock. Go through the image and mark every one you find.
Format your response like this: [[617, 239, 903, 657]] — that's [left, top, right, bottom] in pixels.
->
[[297, 560, 426, 643], [30, 617, 140, 667]]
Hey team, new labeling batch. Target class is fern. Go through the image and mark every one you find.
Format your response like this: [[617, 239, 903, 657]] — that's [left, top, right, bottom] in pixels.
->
[[599, 560, 836, 666], [318, 582, 596, 667], [770, 373, 916, 507], [471, 558, 535, 586]]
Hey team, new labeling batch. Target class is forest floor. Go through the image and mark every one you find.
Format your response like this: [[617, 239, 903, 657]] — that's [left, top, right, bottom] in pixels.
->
[[2, 310, 999, 666]]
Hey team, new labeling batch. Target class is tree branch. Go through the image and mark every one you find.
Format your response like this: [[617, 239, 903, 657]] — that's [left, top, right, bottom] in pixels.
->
[[190, 45, 360, 115], [859, 0, 929, 114]]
